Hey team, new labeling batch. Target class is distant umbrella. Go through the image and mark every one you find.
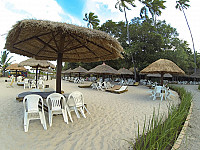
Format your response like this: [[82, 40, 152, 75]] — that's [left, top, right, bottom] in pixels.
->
[[19, 58, 55, 86], [71, 66, 88, 79], [88, 63, 119, 81], [140, 59, 185, 85], [6, 63, 27, 81], [88, 63, 119, 75], [118, 68, 133, 75]]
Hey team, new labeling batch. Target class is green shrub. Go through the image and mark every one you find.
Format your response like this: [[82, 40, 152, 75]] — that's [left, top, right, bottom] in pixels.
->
[[128, 86, 192, 150], [198, 84, 200, 90]]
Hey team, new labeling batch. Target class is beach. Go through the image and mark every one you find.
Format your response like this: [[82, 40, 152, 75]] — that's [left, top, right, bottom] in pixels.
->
[[0, 77, 180, 150]]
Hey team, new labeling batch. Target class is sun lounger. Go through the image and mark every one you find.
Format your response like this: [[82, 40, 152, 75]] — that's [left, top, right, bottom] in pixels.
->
[[112, 86, 128, 94], [78, 82, 93, 88], [133, 82, 139, 86], [105, 85, 122, 92]]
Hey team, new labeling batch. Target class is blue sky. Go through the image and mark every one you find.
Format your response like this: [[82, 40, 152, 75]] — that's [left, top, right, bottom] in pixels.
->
[[0, 0, 200, 64]]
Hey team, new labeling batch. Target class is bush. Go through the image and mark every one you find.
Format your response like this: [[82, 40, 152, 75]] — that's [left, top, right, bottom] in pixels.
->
[[198, 84, 200, 90], [128, 86, 192, 150]]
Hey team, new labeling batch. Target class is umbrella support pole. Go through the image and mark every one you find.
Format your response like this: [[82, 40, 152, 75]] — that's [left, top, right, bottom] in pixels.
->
[[56, 53, 63, 93]]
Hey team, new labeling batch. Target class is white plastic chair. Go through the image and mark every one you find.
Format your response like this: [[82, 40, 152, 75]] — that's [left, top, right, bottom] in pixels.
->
[[97, 82, 104, 91], [91, 82, 98, 90], [67, 91, 90, 122], [46, 93, 69, 126], [30, 80, 36, 88], [17, 76, 23, 82], [152, 86, 164, 101], [23, 94, 47, 132], [37, 79, 44, 89], [24, 78, 30, 89]]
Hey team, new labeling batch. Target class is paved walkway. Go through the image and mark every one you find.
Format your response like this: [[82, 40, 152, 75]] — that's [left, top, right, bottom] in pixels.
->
[[177, 85, 200, 150]]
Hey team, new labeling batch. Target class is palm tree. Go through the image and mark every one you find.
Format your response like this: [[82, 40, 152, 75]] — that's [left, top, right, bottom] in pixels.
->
[[139, 0, 166, 26], [176, 0, 196, 73], [83, 12, 100, 29], [115, 0, 137, 81], [115, 0, 136, 44], [0, 50, 14, 76]]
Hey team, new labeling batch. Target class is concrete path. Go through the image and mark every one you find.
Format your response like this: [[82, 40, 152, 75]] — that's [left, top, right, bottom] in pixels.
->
[[177, 85, 200, 150]]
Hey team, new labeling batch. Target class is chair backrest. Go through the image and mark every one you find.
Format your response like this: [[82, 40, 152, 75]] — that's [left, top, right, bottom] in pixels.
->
[[38, 79, 44, 84], [155, 86, 162, 93], [68, 91, 84, 107], [46, 93, 66, 110], [24, 79, 29, 84], [118, 86, 128, 91], [23, 94, 43, 112]]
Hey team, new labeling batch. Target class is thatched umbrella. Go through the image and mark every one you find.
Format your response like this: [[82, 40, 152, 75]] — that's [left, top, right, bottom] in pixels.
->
[[118, 68, 133, 79], [71, 66, 88, 79], [5, 19, 123, 93], [6, 63, 27, 81], [19, 58, 55, 86], [40, 68, 55, 80], [88, 63, 119, 81], [140, 59, 185, 85], [62, 68, 72, 79]]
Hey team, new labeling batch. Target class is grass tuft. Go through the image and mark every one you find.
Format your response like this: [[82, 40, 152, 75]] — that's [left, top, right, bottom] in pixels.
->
[[128, 85, 192, 150]]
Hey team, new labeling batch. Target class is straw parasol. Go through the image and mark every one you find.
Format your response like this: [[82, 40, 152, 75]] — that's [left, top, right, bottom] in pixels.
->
[[6, 63, 27, 81], [118, 68, 133, 75], [4, 19, 123, 93], [19, 58, 55, 86], [118, 68, 133, 79], [71, 66, 88, 79], [140, 59, 185, 85], [88, 63, 119, 81]]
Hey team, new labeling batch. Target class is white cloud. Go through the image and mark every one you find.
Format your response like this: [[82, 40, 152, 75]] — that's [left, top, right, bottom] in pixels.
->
[[0, 0, 81, 63]]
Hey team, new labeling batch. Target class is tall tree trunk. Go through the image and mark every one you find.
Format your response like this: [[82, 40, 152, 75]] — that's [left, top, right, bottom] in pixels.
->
[[124, 7, 137, 81], [181, 6, 196, 73]]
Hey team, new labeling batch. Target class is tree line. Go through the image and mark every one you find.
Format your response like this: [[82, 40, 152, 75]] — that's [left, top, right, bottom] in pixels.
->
[[65, 0, 198, 78]]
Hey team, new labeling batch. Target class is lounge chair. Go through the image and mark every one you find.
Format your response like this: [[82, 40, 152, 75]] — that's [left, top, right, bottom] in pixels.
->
[[112, 86, 128, 94], [78, 82, 93, 88], [133, 82, 139, 86], [105, 85, 121, 92]]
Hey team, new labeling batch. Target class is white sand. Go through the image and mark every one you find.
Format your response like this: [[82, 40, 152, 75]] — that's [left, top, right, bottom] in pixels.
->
[[0, 77, 180, 150]]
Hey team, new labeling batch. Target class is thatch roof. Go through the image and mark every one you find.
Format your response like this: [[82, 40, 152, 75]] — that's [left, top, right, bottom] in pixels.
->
[[140, 59, 185, 75], [6, 63, 27, 71], [62, 68, 72, 74], [118, 68, 133, 75], [88, 63, 119, 75], [71, 66, 87, 73], [19, 58, 55, 68], [4, 19, 123, 62]]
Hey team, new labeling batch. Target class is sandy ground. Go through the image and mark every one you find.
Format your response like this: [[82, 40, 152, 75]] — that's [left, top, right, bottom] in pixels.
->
[[0, 77, 180, 150]]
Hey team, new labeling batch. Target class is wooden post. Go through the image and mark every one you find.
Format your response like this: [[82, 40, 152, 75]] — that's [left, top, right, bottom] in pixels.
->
[[56, 53, 63, 93], [36, 66, 38, 88], [161, 73, 164, 86]]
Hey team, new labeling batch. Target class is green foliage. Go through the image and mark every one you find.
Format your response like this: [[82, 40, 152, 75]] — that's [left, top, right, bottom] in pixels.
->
[[129, 86, 192, 150], [0, 50, 14, 76], [83, 12, 100, 29], [198, 84, 200, 90]]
